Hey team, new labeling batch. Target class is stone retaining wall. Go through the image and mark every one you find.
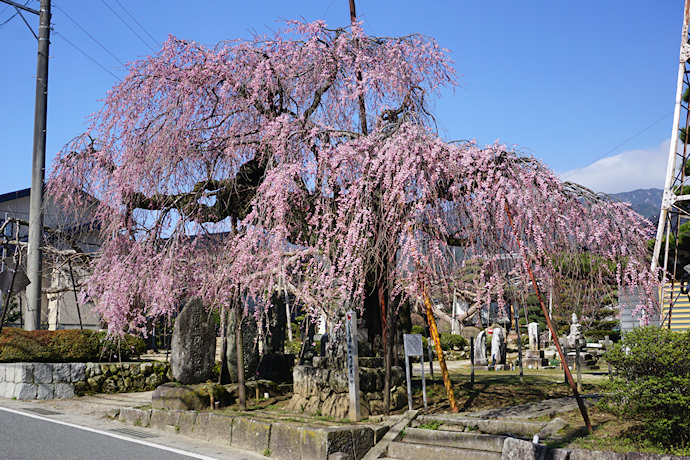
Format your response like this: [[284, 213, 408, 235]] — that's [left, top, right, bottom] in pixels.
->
[[118, 408, 684, 460], [0, 362, 172, 400], [119, 407, 388, 460]]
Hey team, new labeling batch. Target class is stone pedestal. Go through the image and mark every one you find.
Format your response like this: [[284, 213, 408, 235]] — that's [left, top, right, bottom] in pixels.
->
[[523, 349, 547, 369], [566, 352, 599, 370]]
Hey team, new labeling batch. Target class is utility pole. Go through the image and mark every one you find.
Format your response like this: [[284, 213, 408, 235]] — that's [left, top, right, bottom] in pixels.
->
[[26, 0, 51, 330]]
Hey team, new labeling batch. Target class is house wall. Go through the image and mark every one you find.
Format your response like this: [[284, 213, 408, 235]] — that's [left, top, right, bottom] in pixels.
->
[[1, 188, 102, 330]]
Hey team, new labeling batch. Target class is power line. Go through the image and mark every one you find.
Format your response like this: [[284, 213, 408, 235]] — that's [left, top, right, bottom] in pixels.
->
[[322, 0, 336, 19], [0, 0, 32, 29], [112, 0, 157, 47], [355, 0, 376, 36], [53, 1, 125, 66], [0, 11, 19, 28], [52, 29, 122, 81], [562, 111, 673, 180], [100, 0, 155, 52]]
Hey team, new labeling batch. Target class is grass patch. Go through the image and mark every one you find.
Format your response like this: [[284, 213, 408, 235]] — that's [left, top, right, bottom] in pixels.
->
[[418, 420, 442, 430]]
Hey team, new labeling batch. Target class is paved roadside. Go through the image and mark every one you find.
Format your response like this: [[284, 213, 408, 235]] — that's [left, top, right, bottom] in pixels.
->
[[34, 390, 153, 417], [0, 393, 263, 460]]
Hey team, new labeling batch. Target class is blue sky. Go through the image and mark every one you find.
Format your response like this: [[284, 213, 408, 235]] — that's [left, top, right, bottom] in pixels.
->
[[0, 1, 682, 195]]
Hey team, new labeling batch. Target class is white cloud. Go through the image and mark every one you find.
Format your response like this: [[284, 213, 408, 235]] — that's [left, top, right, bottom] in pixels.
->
[[559, 139, 670, 194]]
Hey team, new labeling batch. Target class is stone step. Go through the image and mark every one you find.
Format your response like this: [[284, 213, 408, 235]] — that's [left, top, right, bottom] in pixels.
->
[[416, 414, 547, 437], [402, 427, 505, 452], [387, 441, 502, 460]]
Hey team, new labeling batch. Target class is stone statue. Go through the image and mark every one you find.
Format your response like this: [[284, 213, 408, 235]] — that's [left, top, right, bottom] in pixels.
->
[[528, 322, 539, 351], [474, 330, 488, 366], [566, 313, 586, 350], [491, 327, 506, 365]]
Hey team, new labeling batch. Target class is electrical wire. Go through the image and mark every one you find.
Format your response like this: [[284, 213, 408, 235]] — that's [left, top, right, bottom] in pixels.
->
[[562, 111, 673, 180], [0, 0, 32, 29], [53, 1, 125, 66], [355, 0, 376, 36], [112, 0, 157, 47], [100, 0, 155, 52], [52, 29, 122, 81], [322, 0, 336, 19]]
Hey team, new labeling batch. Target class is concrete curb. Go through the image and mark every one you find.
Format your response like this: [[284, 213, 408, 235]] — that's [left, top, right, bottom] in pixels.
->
[[119, 407, 389, 460]]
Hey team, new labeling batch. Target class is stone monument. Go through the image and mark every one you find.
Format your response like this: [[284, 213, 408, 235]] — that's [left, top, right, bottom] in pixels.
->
[[490, 327, 507, 369], [170, 298, 216, 384], [287, 313, 406, 419], [528, 322, 539, 351], [474, 330, 488, 366], [524, 322, 547, 369], [566, 313, 586, 350], [565, 313, 597, 370]]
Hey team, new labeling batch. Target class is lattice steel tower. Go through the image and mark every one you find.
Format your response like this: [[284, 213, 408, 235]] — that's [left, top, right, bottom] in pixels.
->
[[652, 0, 690, 329]]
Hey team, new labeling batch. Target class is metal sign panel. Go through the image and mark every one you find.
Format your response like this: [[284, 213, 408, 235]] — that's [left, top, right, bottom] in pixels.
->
[[403, 333, 423, 357]]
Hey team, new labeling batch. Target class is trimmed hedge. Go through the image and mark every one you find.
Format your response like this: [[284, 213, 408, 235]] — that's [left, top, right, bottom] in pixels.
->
[[0, 328, 146, 363]]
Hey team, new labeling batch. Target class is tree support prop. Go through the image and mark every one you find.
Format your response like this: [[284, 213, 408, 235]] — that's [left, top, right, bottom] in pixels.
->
[[421, 282, 458, 413], [505, 203, 592, 433]]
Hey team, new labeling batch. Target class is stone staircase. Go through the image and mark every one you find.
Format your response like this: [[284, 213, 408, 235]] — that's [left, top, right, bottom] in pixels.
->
[[385, 427, 505, 459], [369, 411, 566, 460]]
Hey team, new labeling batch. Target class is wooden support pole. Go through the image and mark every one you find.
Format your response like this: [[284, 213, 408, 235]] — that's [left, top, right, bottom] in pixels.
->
[[421, 285, 458, 412], [505, 203, 592, 433]]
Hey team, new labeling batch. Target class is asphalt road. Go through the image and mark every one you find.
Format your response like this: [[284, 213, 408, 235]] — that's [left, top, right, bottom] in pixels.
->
[[0, 405, 262, 460]]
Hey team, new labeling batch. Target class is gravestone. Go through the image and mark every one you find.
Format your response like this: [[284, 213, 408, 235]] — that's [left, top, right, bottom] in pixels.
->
[[490, 327, 506, 366], [226, 309, 260, 383], [474, 330, 488, 366], [528, 322, 539, 351], [170, 298, 216, 384], [524, 322, 547, 369]]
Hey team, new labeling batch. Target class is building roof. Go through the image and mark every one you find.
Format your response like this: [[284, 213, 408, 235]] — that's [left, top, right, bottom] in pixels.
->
[[0, 188, 31, 204]]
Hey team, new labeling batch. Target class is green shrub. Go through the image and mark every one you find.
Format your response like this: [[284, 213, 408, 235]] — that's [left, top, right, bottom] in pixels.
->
[[0, 328, 146, 363], [440, 333, 467, 350], [411, 325, 425, 335], [597, 327, 690, 448], [98, 332, 146, 361], [584, 330, 620, 343]]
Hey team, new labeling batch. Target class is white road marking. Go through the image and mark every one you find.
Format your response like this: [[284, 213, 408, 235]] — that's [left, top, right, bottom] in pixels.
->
[[0, 406, 218, 460]]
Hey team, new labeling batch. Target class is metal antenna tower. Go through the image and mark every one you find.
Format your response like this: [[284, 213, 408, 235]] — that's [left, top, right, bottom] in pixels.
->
[[651, 0, 690, 329]]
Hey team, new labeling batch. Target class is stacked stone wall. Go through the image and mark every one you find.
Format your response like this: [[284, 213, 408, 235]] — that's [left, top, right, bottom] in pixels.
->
[[0, 361, 172, 400]]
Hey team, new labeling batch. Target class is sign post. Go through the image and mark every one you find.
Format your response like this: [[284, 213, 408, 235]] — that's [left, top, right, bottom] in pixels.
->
[[403, 333, 427, 411], [345, 310, 361, 421]]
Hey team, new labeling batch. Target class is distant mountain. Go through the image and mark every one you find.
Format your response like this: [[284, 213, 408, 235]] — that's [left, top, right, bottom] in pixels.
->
[[610, 188, 662, 223]]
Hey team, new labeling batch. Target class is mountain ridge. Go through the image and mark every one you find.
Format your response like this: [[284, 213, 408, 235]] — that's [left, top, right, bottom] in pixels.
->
[[610, 188, 662, 223]]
